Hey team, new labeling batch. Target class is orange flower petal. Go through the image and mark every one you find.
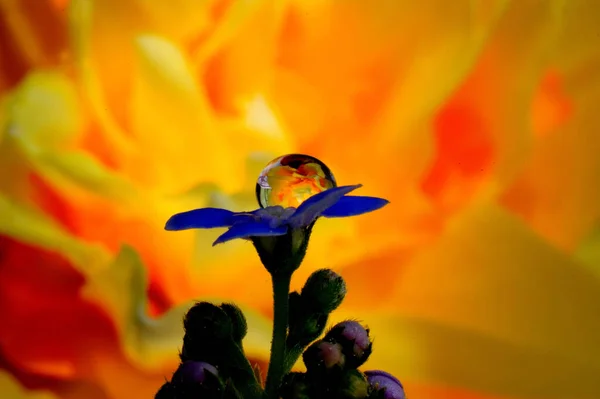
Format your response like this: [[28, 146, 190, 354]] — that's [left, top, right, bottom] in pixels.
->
[[334, 203, 600, 398]]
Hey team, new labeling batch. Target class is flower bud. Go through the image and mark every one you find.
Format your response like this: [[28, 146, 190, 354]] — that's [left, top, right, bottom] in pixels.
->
[[171, 361, 222, 397], [288, 292, 328, 346], [154, 382, 175, 399], [303, 340, 345, 372], [338, 370, 369, 399], [280, 372, 312, 399], [364, 370, 406, 399], [220, 303, 247, 342], [324, 320, 372, 368], [222, 379, 244, 399], [301, 269, 347, 313], [173, 361, 220, 384], [183, 302, 233, 341], [180, 302, 234, 363], [288, 291, 303, 322]]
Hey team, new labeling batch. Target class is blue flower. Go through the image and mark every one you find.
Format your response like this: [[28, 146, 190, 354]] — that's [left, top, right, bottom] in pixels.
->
[[165, 184, 389, 246]]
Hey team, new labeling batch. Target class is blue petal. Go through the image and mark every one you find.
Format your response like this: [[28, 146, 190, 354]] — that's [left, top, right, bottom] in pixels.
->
[[165, 208, 235, 231], [288, 185, 362, 228], [321, 196, 389, 218], [213, 222, 288, 246]]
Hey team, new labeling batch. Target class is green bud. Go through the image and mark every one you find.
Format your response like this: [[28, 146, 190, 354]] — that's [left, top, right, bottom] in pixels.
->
[[338, 370, 369, 399], [280, 372, 312, 399], [180, 302, 233, 363], [220, 303, 247, 343], [288, 292, 328, 347], [178, 304, 262, 399], [288, 291, 303, 322], [183, 302, 233, 341], [301, 268, 347, 313]]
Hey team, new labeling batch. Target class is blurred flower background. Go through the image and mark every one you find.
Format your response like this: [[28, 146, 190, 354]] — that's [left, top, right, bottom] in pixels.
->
[[1, 0, 600, 398]]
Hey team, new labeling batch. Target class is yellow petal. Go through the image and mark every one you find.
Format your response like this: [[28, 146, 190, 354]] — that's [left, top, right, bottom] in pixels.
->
[[3, 71, 83, 148], [576, 227, 600, 279], [0, 193, 110, 269], [0, 371, 57, 399], [67, 0, 134, 156], [369, 0, 511, 150], [83, 245, 272, 368], [336, 203, 600, 398], [128, 34, 240, 194], [23, 149, 138, 204], [83, 246, 183, 368], [427, 0, 566, 201], [271, 0, 507, 163], [134, 0, 212, 42], [197, 0, 287, 113], [551, 0, 600, 74], [501, 26, 600, 250]]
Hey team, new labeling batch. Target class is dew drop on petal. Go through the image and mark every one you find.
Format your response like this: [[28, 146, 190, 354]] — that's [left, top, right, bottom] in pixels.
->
[[256, 154, 337, 208]]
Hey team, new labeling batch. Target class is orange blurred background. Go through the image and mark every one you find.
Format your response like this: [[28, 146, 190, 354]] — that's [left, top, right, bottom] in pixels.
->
[[1, 1, 600, 398]]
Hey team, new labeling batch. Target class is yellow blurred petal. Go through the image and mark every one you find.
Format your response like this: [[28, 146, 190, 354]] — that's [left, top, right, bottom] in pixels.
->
[[26, 149, 138, 203], [272, 0, 507, 160], [198, 0, 287, 113], [67, 0, 134, 155], [0, 193, 110, 269], [192, 0, 272, 63], [239, 94, 292, 151], [552, 0, 600, 74], [575, 227, 600, 279], [83, 246, 182, 368], [135, 0, 212, 42], [371, 0, 510, 149], [3, 71, 83, 148], [336, 203, 600, 398], [128, 34, 240, 194], [432, 0, 566, 198], [0, 371, 57, 399], [83, 246, 272, 369], [502, 54, 600, 251]]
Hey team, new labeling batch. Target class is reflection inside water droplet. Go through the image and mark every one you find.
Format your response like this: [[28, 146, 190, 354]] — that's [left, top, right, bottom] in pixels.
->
[[255, 154, 337, 208]]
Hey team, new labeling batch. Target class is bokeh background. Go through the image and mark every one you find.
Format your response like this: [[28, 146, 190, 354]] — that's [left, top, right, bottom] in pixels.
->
[[1, 0, 600, 398]]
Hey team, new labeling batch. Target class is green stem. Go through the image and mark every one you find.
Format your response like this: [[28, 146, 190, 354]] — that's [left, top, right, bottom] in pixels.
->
[[264, 272, 292, 398]]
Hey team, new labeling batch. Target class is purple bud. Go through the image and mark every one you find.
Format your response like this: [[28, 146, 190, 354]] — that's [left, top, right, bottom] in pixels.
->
[[364, 370, 405, 399], [172, 361, 219, 386], [303, 340, 345, 371], [325, 321, 372, 368]]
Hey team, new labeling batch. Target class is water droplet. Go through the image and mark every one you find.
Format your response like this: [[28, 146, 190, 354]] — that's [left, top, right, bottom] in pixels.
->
[[256, 154, 337, 208]]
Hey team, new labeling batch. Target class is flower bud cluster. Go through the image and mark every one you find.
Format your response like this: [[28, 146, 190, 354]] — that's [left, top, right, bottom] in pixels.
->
[[302, 320, 372, 373], [281, 320, 405, 399], [155, 302, 260, 399], [287, 269, 347, 349]]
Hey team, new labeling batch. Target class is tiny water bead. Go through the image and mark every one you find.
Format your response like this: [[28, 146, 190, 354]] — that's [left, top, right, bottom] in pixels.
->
[[256, 154, 337, 208]]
